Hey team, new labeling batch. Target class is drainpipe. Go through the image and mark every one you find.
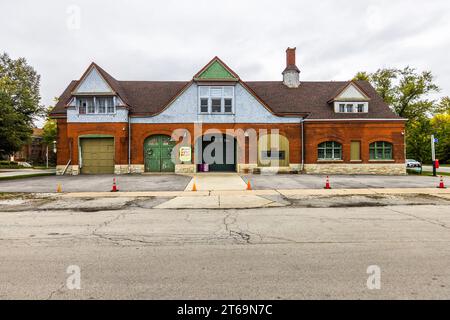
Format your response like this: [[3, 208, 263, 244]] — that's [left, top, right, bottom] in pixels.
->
[[301, 117, 305, 172], [128, 115, 131, 174]]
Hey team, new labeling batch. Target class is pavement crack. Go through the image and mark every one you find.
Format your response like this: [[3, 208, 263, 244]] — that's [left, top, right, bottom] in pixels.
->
[[46, 282, 66, 300], [386, 206, 450, 230]]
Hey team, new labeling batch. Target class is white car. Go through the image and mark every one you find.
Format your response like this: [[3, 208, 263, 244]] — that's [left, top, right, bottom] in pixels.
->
[[406, 159, 422, 170]]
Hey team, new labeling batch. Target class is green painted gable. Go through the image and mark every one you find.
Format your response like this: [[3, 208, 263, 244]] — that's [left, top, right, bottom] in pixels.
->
[[196, 60, 238, 80]]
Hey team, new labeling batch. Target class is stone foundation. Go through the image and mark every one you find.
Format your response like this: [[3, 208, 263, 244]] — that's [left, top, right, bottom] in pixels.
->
[[175, 164, 196, 173], [304, 163, 406, 175], [114, 164, 145, 174], [237, 163, 258, 173], [56, 165, 80, 175]]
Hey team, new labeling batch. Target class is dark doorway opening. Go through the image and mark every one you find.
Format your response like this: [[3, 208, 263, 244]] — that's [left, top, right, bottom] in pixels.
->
[[200, 134, 236, 172]]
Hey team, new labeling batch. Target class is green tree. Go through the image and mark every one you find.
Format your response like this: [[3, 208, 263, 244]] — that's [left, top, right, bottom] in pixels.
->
[[354, 67, 442, 163], [42, 106, 57, 146], [405, 118, 432, 163], [354, 67, 439, 120], [0, 53, 43, 156], [431, 112, 450, 164]]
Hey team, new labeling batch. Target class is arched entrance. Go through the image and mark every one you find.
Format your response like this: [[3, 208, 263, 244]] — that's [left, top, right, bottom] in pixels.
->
[[144, 135, 175, 172], [198, 134, 236, 172]]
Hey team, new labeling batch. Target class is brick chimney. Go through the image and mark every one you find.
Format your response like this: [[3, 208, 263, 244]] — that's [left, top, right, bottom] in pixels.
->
[[282, 47, 300, 88]]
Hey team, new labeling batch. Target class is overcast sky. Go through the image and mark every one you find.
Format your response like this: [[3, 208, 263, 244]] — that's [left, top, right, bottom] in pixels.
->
[[1, 0, 450, 127]]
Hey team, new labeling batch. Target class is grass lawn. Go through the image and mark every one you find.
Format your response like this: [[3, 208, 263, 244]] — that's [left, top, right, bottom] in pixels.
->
[[420, 171, 450, 177], [0, 173, 55, 181]]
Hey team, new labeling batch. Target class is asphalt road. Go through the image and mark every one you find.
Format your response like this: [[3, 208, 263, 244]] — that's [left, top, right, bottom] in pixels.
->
[[0, 173, 444, 192], [1, 199, 450, 299]]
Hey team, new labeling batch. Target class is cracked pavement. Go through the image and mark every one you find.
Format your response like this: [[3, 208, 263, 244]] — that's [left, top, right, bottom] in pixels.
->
[[1, 194, 450, 299]]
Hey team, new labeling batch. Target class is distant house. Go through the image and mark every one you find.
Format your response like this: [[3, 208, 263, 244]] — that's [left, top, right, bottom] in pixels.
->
[[13, 128, 51, 165], [50, 48, 406, 175]]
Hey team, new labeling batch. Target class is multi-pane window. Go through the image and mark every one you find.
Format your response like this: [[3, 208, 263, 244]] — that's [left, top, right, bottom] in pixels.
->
[[198, 86, 234, 114], [200, 98, 208, 113], [335, 102, 368, 113], [318, 141, 342, 160], [211, 99, 221, 113], [77, 97, 115, 114], [97, 97, 106, 113], [369, 141, 393, 160], [224, 98, 232, 113], [106, 98, 115, 113], [78, 99, 87, 114], [78, 98, 94, 114]]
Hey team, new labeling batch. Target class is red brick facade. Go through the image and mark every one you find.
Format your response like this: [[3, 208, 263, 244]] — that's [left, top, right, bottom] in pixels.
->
[[304, 121, 405, 164], [56, 120, 405, 169]]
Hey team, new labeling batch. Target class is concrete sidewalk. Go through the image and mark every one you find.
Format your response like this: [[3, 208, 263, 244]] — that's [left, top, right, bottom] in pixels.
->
[[0, 168, 55, 178], [43, 187, 450, 209], [184, 173, 247, 191]]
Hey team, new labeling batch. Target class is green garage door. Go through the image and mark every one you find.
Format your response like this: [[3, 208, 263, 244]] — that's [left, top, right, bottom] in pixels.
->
[[144, 135, 175, 172], [80, 138, 115, 174]]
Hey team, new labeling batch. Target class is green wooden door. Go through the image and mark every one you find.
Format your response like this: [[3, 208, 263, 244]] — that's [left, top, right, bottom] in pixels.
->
[[144, 135, 175, 172]]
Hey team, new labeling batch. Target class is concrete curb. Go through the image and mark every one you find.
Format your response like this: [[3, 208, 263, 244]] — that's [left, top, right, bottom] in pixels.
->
[[54, 187, 450, 198]]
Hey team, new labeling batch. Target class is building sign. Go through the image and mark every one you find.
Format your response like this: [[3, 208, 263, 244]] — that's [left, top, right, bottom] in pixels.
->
[[179, 146, 191, 162]]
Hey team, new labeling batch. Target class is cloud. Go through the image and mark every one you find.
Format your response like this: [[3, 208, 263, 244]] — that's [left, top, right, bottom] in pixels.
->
[[1, 0, 449, 126]]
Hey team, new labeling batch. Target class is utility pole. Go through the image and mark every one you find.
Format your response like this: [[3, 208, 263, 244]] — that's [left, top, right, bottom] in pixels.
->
[[431, 135, 436, 177]]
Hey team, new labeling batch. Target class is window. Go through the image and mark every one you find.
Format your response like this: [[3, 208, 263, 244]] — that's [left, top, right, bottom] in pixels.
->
[[200, 98, 209, 113], [224, 98, 232, 113], [78, 97, 115, 114], [211, 98, 221, 113], [198, 86, 234, 114], [97, 97, 106, 113], [369, 141, 392, 160], [78, 98, 94, 114], [335, 102, 368, 113], [106, 97, 115, 113], [78, 99, 87, 114], [318, 141, 342, 160]]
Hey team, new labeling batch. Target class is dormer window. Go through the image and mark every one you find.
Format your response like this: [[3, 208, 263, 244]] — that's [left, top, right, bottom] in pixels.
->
[[76, 96, 116, 114], [198, 86, 234, 114], [335, 102, 368, 113]]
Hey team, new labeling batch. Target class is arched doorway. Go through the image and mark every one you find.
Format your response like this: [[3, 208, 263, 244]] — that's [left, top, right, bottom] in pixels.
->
[[144, 135, 175, 172], [198, 134, 236, 172]]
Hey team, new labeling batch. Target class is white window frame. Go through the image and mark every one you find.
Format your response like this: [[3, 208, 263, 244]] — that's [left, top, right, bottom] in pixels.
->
[[77, 96, 117, 115], [334, 101, 368, 113], [198, 86, 234, 114]]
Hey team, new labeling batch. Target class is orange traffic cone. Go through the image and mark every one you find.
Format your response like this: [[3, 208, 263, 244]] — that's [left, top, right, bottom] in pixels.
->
[[324, 176, 331, 189], [111, 177, 119, 192], [56, 183, 62, 193], [437, 176, 446, 189], [246, 180, 252, 190], [192, 178, 197, 192]]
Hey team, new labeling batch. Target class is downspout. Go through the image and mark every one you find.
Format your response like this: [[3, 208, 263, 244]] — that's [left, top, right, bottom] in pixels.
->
[[301, 117, 305, 172], [128, 115, 131, 174]]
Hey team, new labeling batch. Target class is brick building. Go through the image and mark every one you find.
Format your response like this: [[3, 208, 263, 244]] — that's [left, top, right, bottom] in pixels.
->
[[50, 48, 406, 175]]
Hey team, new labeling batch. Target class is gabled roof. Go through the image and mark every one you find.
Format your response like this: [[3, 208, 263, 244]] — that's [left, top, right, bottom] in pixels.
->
[[245, 80, 400, 120], [193, 57, 239, 81], [50, 60, 402, 120], [327, 81, 370, 103]]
